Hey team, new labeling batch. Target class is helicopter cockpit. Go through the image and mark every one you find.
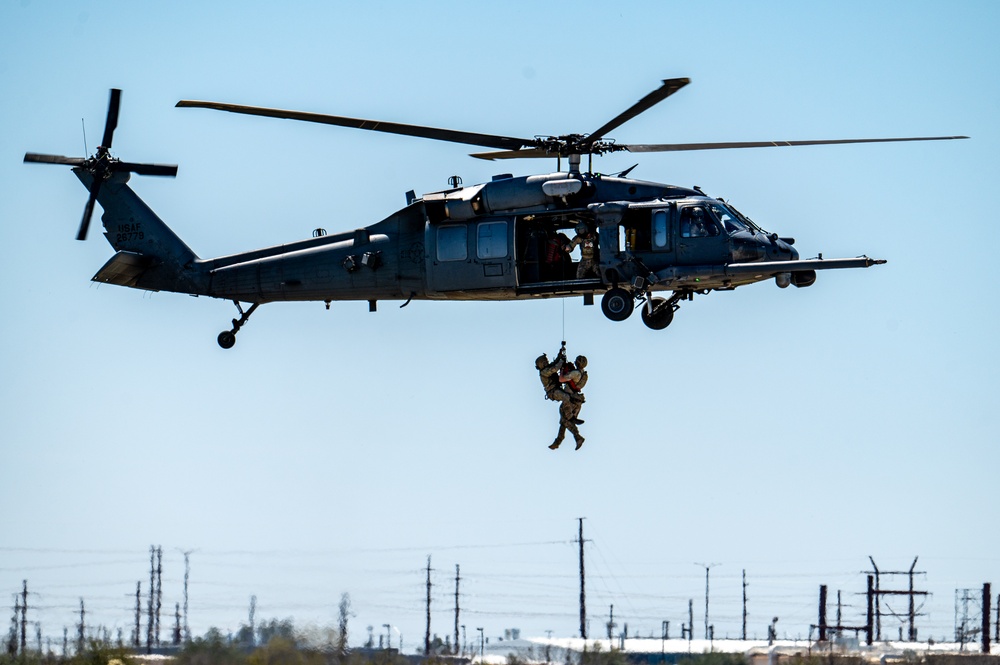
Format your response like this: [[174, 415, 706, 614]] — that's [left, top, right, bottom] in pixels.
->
[[679, 202, 750, 238]]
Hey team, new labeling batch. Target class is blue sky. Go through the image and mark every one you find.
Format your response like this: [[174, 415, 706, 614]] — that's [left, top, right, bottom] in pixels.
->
[[1, 0, 997, 651]]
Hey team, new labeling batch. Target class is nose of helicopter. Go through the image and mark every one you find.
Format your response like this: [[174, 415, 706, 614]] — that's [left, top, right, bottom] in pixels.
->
[[786, 241, 799, 261], [764, 236, 797, 261]]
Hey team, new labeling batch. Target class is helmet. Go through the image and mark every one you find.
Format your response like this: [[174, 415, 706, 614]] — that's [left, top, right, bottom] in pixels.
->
[[575, 355, 588, 369], [575, 222, 589, 235], [691, 207, 704, 218], [535, 354, 548, 369]]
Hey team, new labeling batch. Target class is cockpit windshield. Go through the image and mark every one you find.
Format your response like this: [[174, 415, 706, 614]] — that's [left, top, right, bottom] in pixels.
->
[[708, 202, 748, 234]]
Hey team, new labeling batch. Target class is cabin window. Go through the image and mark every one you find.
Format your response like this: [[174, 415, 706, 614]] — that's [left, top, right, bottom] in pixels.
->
[[437, 225, 468, 261], [477, 221, 508, 259], [652, 209, 669, 249], [708, 202, 748, 234]]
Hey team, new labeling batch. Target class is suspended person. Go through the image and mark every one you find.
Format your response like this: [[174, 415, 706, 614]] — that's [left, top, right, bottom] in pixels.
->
[[535, 343, 585, 450], [560, 355, 588, 413]]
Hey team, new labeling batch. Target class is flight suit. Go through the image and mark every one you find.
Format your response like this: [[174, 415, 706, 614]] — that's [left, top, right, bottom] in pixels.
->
[[565, 232, 599, 279]]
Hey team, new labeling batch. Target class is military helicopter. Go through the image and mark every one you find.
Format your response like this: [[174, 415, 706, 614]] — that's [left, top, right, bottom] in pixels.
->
[[25, 80, 966, 348]]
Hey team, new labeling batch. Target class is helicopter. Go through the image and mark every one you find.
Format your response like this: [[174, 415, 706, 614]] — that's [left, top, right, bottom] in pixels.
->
[[24, 80, 966, 348]]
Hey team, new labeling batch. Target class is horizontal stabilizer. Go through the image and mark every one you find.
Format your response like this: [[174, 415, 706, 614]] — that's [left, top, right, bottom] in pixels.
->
[[92, 251, 155, 288]]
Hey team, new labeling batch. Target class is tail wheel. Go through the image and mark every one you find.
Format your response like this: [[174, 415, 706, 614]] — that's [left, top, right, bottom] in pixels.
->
[[601, 287, 634, 322], [641, 298, 675, 330], [218, 331, 236, 349]]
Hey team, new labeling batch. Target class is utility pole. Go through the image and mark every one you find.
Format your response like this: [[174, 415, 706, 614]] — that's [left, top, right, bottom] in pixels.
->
[[818, 585, 828, 642], [155, 546, 162, 648], [454, 564, 460, 655], [742, 569, 748, 641], [133, 582, 141, 648], [249, 595, 257, 647], [182, 550, 192, 642], [836, 590, 842, 638], [695, 563, 719, 639], [12, 594, 21, 656], [173, 604, 181, 645], [477, 627, 484, 662], [688, 599, 693, 644], [908, 557, 918, 641], [865, 575, 874, 646], [425, 556, 432, 657], [607, 604, 616, 640], [577, 518, 587, 639], [984, 583, 991, 655], [77, 598, 85, 655], [147, 546, 155, 653], [868, 557, 881, 641], [19, 581, 27, 655]]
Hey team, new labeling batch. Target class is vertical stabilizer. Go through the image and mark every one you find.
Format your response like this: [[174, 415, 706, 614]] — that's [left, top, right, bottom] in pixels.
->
[[79, 170, 207, 295]]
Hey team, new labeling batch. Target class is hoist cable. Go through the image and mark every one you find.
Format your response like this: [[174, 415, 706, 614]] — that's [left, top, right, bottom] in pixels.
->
[[562, 299, 566, 342]]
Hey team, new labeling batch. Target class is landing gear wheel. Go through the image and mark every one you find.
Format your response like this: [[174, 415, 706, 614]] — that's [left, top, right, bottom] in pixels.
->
[[216, 301, 260, 349], [641, 298, 675, 330], [601, 287, 634, 322], [217, 331, 236, 349]]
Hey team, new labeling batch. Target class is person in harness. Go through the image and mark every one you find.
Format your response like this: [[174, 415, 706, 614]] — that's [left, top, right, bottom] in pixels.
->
[[564, 222, 599, 279], [535, 343, 587, 450]]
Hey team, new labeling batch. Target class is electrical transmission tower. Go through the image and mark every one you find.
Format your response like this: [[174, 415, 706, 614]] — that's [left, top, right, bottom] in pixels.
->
[[866, 556, 927, 641], [955, 584, 992, 653]]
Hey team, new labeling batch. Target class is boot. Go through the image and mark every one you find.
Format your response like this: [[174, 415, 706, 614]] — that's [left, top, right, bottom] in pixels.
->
[[549, 440, 562, 450], [574, 436, 585, 450]]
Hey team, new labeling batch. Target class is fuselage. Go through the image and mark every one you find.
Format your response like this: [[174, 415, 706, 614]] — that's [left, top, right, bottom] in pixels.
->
[[87, 169, 880, 318]]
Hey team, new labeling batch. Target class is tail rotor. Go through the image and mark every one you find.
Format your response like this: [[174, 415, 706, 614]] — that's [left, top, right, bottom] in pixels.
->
[[24, 88, 178, 240]]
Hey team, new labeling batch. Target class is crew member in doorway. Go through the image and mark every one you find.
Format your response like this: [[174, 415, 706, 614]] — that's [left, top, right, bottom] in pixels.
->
[[535, 343, 586, 450], [543, 230, 573, 280], [564, 222, 599, 279]]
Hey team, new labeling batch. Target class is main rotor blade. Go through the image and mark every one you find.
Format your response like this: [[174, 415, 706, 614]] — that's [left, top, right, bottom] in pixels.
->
[[623, 135, 970, 153], [177, 100, 534, 151], [115, 162, 179, 177], [588, 78, 690, 143], [101, 88, 121, 149], [24, 153, 86, 166], [469, 148, 551, 161], [78, 178, 102, 241]]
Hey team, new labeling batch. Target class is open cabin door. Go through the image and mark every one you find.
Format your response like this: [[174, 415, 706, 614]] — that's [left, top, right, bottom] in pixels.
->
[[426, 217, 515, 293]]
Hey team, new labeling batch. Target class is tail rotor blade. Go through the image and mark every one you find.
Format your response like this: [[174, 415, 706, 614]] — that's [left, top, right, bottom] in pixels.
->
[[77, 178, 102, 241], [101, 88, 121, 149], [24, 153, 86, 166], [115, 161, 179, 177]]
